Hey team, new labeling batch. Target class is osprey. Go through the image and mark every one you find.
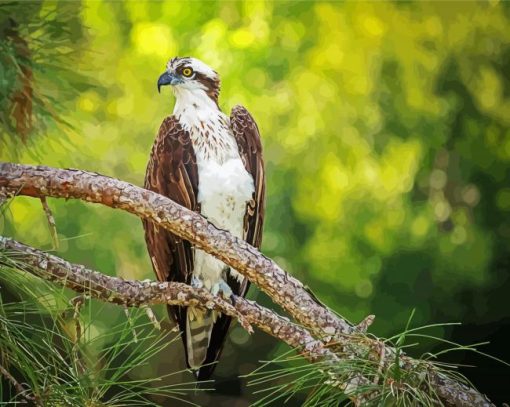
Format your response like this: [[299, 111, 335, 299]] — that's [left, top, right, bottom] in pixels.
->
[[143, 57, 265, 380]]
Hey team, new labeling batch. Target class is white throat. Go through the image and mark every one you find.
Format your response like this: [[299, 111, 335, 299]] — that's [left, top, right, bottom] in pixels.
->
[[172, 87, 218, 121]]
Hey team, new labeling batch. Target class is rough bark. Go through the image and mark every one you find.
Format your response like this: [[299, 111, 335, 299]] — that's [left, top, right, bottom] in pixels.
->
[[0, 163, 353, 339], [0, 236, 334, 364], [0, 163, 495, 407]]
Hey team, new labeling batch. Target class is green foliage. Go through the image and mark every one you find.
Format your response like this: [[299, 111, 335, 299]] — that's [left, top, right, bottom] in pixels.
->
[[1, 0, 510, 404], [0, 1, 92, 151], [246, 312, 508, 407], [0, 251, 204, 406]]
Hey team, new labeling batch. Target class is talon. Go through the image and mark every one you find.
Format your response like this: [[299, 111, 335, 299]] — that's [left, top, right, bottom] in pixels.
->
[[191, 276, 203, 289], [230, 294, 236, 305], [212, 279, 233, 300]]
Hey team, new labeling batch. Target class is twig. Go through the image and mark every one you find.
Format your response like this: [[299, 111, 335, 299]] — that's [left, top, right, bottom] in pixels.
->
[[143, 305, 161, 330], [356, 314, 375, 333], [374, 341, 386, 385], [69, 295, 87, 376], [70, 295, 85, 342], [40, 196, 59, 250], [0, 363, 38, 404]]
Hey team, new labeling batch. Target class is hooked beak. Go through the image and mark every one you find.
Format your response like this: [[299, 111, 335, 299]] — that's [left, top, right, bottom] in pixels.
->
[[157, 71, 180, 93]]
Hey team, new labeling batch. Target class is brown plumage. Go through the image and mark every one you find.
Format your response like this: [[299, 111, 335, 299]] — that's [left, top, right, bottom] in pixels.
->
[[143, 105, 264, 380]]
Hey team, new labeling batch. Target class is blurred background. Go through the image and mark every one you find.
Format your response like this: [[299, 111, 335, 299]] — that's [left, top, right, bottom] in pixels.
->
[[1, 1, 509, 405]]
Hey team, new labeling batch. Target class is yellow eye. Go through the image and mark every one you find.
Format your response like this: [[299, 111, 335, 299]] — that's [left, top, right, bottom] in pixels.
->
[[182, 67, 193, 77]]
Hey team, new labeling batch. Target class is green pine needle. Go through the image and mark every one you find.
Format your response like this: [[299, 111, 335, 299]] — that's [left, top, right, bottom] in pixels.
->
[[0, 249, 208, 406], [244, 309, 508, 407]]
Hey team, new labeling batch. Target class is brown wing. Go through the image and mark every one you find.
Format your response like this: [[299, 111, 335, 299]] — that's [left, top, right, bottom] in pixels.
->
[[142, 116, 198, 337], [196, 105, 265, 380], [230, 105, 265, 252]]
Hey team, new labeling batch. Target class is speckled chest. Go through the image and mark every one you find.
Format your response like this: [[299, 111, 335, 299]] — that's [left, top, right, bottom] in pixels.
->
[[190, 118, 237, 163], [177, 111, 254, 210]]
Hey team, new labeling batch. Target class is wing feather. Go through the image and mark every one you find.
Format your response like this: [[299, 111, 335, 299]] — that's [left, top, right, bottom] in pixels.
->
[[229, 104, 265, 296], [142, 115, 198, 343], [231, 105, 265, 244]]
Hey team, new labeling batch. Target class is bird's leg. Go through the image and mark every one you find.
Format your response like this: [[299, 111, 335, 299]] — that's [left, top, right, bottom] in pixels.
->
[[191, 275, 204, 289], [211, 279, 233, 302]]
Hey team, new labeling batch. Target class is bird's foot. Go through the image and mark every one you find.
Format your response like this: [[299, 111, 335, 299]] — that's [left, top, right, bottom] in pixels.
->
[[211, 279, 233, 301], [191, 276, 204, 289]]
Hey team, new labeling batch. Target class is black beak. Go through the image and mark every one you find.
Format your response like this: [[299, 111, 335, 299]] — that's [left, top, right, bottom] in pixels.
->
[[157, 71, 177, 93]]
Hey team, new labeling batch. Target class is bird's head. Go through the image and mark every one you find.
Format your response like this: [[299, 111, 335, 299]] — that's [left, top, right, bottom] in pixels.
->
[[157, 57, 220, 104]]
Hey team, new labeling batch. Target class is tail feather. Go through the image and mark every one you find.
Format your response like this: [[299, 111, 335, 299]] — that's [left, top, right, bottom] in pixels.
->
[[186, 308, 214, 369]]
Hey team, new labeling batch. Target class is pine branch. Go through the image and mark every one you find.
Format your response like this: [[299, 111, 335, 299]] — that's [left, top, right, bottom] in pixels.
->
[[0, 236, 334, 364], [0, 362, 39, 404], [0, 162, 495, 407], [0, 163, 353, 339]]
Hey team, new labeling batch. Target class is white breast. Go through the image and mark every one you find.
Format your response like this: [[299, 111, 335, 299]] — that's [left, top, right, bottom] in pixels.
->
[[175, 100, 254, 289]]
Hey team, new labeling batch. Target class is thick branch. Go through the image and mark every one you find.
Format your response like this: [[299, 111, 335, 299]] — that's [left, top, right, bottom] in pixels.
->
[[0, 163, 495, 407], [0, 163, 352, 340]]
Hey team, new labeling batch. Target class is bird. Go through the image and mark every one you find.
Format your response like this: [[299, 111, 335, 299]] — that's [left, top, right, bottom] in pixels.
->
[[142, 57, 265, 380]]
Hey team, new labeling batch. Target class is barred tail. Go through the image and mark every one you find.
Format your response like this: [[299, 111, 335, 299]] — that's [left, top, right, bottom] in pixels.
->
[[186, 307, 214, 370]]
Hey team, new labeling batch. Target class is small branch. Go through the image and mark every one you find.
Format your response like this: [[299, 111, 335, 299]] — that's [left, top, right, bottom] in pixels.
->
[[0, 363, 38, 404], [70, 295, 85, 342], [143, 305, 161, 330], [0, 236, 333, 364], [0, 236, 252, 334], [356, 314, 375, 333], [40, 196, 59, 250]]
